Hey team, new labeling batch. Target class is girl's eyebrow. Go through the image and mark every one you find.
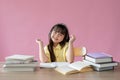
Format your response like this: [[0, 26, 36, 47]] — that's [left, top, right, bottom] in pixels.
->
[[53, 29, 65, 35]]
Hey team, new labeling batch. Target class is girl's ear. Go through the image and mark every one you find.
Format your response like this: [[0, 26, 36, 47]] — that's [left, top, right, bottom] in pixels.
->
[[48, 31, 52, 38]]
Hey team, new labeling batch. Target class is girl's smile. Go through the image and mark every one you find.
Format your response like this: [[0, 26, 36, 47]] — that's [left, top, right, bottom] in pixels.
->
[[51, 31, 65, 43]]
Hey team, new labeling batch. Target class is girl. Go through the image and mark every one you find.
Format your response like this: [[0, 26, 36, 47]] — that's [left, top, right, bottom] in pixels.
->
[[36, 23, 75, 63]]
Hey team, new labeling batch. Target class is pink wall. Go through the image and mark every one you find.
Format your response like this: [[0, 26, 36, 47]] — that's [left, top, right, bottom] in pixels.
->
[[0, 0, 120, 61]]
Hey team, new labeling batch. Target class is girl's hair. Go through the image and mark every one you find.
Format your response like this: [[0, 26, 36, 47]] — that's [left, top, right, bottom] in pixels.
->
[[48, 23, 70, 62]]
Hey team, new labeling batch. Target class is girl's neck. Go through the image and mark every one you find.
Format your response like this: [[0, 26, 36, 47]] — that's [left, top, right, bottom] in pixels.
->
[[53, 43, 59, 47]]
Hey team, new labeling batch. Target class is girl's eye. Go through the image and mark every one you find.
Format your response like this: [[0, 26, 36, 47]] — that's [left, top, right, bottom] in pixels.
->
[[53, 31, 64, 36], [56, 32, 63, 36], [58, 34, 63, 36], [53, 31, 57, 34]]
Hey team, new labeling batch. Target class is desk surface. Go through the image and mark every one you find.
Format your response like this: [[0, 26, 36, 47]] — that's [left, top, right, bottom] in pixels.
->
[[0, 62, 120, 80]]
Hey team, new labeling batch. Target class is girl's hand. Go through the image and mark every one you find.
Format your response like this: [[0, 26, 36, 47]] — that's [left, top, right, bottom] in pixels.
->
[[69, 35, 76, 43], [36, 39, 43, 44]]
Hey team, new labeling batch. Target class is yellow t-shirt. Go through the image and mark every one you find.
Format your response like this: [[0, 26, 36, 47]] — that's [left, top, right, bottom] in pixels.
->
[[44, 43, 68, 62]]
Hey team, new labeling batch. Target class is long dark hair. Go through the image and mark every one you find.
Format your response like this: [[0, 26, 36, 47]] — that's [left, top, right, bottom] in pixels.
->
[[48, 23, 70, 62]]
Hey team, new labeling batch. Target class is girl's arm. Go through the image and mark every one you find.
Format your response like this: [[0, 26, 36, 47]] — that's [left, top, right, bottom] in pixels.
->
[[36, 39, 49, 63], [66, 35, 76, 63]]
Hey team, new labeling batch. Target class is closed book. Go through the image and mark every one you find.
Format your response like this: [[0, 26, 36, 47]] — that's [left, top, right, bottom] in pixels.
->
[[5, 59, 33, 64], [5, 54, 34, 60], [3, 67, 35, 72], [40, 62, 69, 68], [85, 52, 113, 63], [55, 61, 93, 75], [83, 60, 118, 68], [93, 66, 114, 71], [5, 54, 34, 64], [3, 61, 38, 68]]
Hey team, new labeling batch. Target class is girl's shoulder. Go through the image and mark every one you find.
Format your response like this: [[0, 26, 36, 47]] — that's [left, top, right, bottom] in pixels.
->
[[65, 42, 69, 45], [44, 45, 49, 53], [44, 45, 48, 49], [63, 42, 69, 48]]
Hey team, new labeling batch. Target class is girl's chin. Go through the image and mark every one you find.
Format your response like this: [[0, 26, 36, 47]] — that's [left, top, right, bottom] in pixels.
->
[[52, 40, 59, 43], [53, 41, 58, 43], [52, 39, 57, 42]]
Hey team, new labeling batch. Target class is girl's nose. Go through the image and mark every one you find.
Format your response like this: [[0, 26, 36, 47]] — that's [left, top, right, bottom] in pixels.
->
[[54, 33, 59, 38]]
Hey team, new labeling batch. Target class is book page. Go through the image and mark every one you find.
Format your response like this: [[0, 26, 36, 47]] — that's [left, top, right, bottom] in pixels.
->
[[54, 61, 93, 75], [40, 62, 69, 68], [40, 63, 56, 68], [69, 61, 91, 71], [55, 65, 78, 75]]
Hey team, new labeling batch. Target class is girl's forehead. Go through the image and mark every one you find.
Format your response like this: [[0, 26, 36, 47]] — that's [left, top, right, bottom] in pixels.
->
[[53, 27, 62, 31], [52, 30, 62, 34], [53, 27, 65, 34]]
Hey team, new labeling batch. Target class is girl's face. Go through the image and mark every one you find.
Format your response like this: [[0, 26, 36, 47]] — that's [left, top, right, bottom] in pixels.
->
[[51, 30, 65, 44]]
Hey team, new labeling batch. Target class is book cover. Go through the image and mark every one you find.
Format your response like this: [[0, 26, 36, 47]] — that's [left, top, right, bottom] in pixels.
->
[[5, 54, 34, 64], [93, 66, 114, 71], [5, 54, 34, 61], [5, 59, 33, 64], [84, 55, 112, 63], [55, 61, 93, 75], [87, 52, 112, 59], [83, 60, 118, 68], [84, 52, 113, 63], [3, 67, 35, 72], [3, 61, 38, 68]]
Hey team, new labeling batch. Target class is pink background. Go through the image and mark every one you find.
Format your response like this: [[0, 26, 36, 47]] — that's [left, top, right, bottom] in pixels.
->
[[0, 0, 120, 61]]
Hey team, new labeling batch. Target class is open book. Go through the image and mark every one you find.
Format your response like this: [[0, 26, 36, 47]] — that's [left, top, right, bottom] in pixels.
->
[[40, 62, 70, 68], [55, 61, 93, 75]]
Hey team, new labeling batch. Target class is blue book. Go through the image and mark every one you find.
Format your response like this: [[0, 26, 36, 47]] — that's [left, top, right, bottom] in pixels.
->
[[84, 52, 113, 63], [87, 52, 112, 58]]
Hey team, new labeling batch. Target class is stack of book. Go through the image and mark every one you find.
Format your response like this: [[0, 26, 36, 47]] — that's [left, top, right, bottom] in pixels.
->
[[3, 54, 38, 72], [83, 52, 118, 71]]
